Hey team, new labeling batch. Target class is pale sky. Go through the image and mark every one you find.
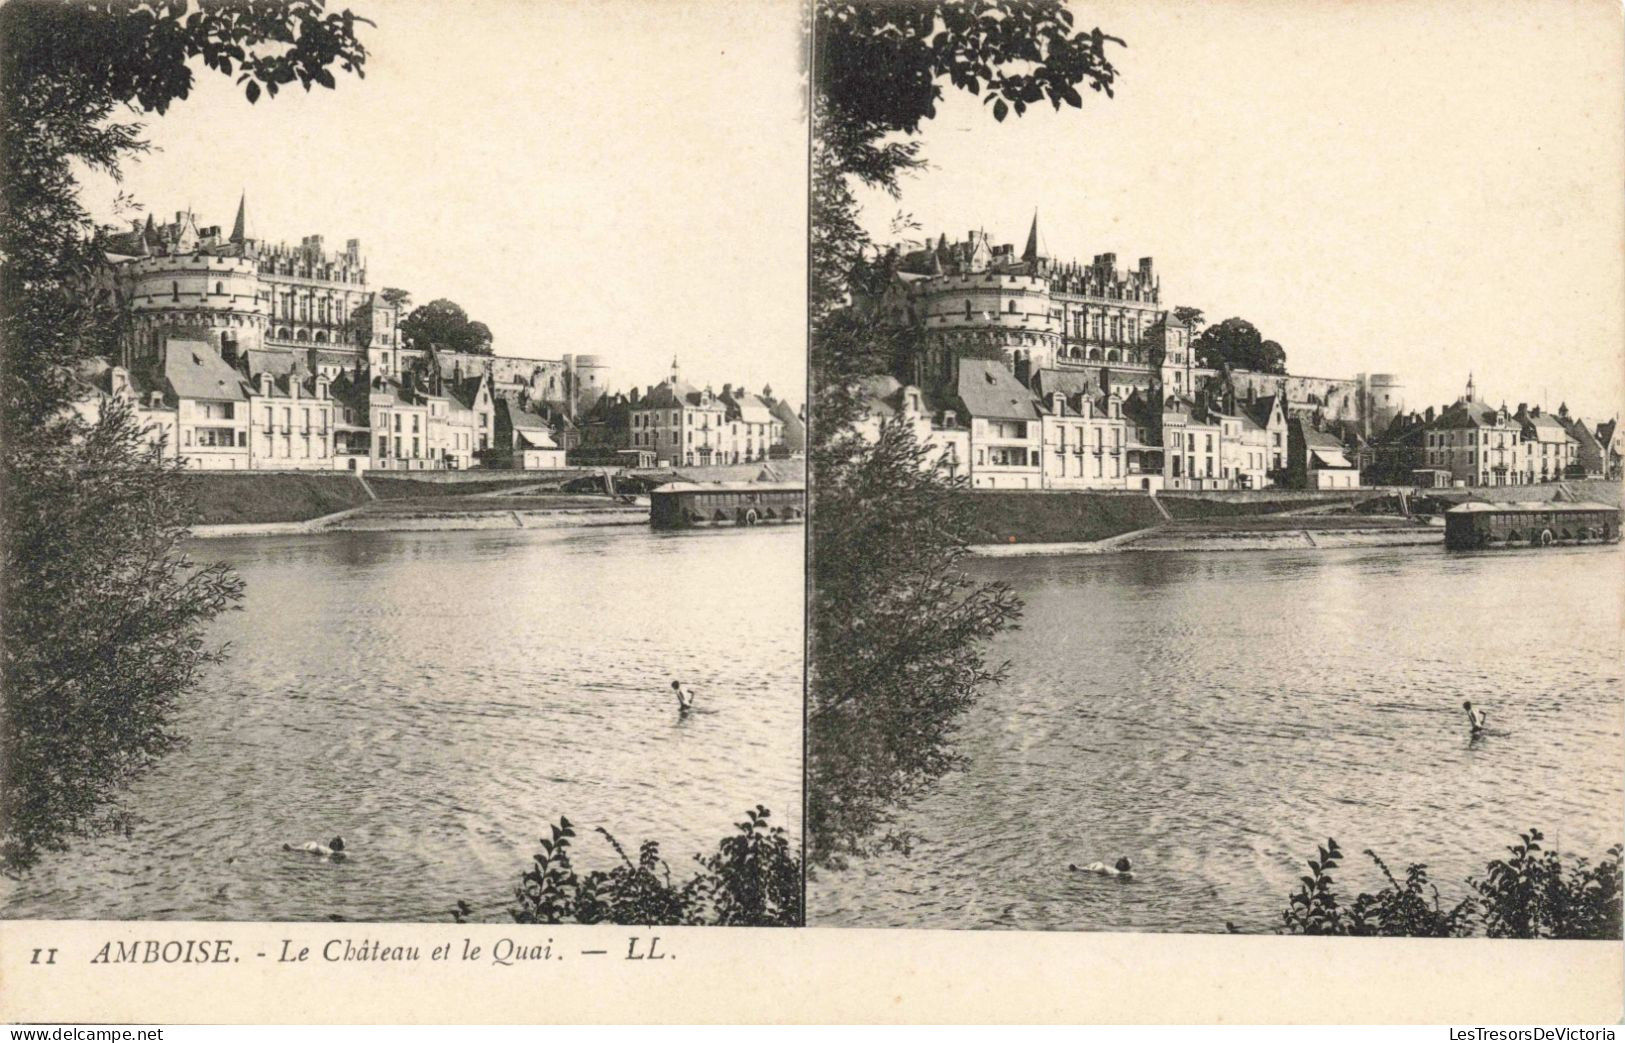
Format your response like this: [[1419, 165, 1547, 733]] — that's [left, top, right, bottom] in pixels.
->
[[854, 0, 1625, 424], [82, 0, 807, 406]]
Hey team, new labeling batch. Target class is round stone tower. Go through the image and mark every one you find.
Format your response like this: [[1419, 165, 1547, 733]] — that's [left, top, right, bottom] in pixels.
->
[[564, 353, 610, 415], [1365, 373, 1404, 433], [122, 252, 266, 363]]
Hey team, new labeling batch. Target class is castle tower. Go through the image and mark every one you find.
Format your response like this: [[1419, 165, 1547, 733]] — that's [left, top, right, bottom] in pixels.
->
[[1362, 372, 1404, 435], [1146, 311, 1194, 399], [562, 353, 609, 417]]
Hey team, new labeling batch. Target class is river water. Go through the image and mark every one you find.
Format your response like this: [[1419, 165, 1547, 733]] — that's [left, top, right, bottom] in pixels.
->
[[811, 544, 1624, 933], [2, 526, 803, 922]]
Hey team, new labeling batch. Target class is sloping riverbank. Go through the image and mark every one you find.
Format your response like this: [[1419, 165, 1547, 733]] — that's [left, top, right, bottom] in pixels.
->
[[187, 477, 647, 538], [964, 489, 1443, 555]]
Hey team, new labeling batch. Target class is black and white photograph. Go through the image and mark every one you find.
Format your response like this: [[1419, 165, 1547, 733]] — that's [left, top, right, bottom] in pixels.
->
[[1, 0, 806, 927], [807, 0, 1625, 938], [2, 0, 1624, 1029]]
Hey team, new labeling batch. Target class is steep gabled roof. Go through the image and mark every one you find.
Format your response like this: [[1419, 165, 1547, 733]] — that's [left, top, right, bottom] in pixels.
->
[[1243, 394, 1283, 428], [954, 359, 1039, 422], [162, 341, 248, 401], [1029, 367, 1093, 401], [640, 377, 712, 410], [1434, 399, 1503, 429], [1521, 412, 1572, 441], [243, 349, 307, 379], [727, 391, 776, 425]]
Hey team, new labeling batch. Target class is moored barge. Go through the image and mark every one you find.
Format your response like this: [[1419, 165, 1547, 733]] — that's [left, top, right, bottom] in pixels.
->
[[1443, 500, 1621, 550], [650, 481, 805, 529]]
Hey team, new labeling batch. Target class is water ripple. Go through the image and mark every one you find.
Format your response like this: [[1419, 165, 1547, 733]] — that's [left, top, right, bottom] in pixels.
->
[[2, 527, 803, 922], [811, 544, 1623, 933]]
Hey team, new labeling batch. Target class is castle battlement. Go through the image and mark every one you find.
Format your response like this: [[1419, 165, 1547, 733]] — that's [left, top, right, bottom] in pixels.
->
[[122, 254, 259, 274]]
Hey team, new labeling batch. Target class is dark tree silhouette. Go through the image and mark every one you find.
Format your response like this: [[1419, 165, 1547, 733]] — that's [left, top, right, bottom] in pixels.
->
[[808, 0, 1121, 865], [399, 298, 495, 355], [1192, 316, 1287, 374], [0, 0, 370, 873]]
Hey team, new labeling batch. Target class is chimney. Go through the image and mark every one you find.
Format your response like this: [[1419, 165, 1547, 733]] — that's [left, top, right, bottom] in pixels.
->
[[1013, 355, 1032, 386]]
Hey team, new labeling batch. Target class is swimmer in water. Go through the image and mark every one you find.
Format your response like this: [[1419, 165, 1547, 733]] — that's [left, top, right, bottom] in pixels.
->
[[284, 836, 346, 859], [672, 680, 696, 713], [1068, 856, 1134, 880], [1463, 700, 1488, 737]]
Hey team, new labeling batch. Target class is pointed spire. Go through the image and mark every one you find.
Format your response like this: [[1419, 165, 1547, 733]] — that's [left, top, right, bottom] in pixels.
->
[[230, 192, 247, 242], [1022, 210, 1041, 263]]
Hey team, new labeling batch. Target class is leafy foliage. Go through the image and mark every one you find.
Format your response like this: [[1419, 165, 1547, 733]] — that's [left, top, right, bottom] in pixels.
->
[[506, 807, 801, 927], [1, 402, 245, 872], [813, 1, 1123, 190], [1472, 829, 1623, 941], [0, 0, 368, 873], [1172, 306, 1205, 333], [807, 1, 1118, 866], [1191, 316, 1287, 375], [1272, 830, 1621, 939], [399, 298, 494, 356], [810, 418, 1021, 865]]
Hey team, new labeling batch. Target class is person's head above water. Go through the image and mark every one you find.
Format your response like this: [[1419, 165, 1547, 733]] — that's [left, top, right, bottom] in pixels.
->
[[1115, 857, 1132, 873], [1463, 700, 1473, 711], [329, 836, 345, 853], [671, 681, 681, 690]]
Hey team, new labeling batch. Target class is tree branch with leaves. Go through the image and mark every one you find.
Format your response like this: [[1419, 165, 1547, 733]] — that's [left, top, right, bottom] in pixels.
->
[[0, 0, 370, 874], [807, 0, 1123, 867]]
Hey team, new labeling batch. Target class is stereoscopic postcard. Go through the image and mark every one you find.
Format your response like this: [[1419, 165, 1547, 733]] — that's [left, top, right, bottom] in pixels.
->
[[0, 0, 1620, 1025]]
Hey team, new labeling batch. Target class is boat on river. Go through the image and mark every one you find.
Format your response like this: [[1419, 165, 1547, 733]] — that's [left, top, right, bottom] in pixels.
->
[[649, 481, 805, 529], [1443, 499, 1621, 550]]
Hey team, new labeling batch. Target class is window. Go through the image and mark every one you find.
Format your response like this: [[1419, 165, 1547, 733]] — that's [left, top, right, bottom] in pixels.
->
[[1007, 300, 1017, 314], [172, 281, 179, 301], [215, 282, 223, 295], [965, 300, 972, 319]]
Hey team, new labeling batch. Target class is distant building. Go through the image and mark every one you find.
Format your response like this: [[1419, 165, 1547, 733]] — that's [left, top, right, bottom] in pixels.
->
[[89, 199, 612, 472], [1031, 368, 1130, 490], [952, 359, 1043, 489], [157, 338, 252, 469], [1288, 417, 1360, 489], [851, 375, 969, 480], [493, 397, 567, 469], [627, 360, 783, 467], [1597, 419, 1621, 479], [1418, 377, 1523, 487]]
